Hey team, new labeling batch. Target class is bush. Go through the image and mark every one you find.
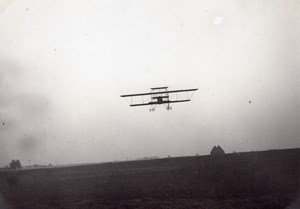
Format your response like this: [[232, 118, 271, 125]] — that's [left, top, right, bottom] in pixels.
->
[[9, 160, 22, 170]]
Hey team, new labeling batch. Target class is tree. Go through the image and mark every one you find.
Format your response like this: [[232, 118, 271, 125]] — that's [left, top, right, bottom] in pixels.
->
[[9, 160, 22, 170], [210, 145, 225, 155]]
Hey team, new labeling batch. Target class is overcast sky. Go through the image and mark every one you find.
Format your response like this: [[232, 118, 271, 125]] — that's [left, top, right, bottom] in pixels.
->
[[0, 0, 299, 166]]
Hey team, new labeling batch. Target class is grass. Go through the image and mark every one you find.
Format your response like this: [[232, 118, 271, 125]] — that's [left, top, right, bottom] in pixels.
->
[[0, 148, 299, 209]]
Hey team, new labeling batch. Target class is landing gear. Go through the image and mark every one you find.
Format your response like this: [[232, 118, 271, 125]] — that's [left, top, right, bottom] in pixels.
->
[[149, 108, 155, 112]]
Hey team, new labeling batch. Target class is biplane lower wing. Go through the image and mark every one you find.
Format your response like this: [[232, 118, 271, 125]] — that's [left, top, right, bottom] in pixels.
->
[[130, 99, 191, 107]]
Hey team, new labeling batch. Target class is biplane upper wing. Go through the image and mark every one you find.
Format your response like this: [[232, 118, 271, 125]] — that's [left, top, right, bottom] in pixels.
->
[[120, 88, 198, 98], [129, 100, 191, 107]]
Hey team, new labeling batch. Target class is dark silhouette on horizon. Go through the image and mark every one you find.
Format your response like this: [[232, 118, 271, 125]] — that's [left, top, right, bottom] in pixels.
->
[[210, 145, 225, 155]]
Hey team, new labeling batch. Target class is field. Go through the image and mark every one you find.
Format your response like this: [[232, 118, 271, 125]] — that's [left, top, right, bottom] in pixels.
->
[[0, 148, 299, 209]]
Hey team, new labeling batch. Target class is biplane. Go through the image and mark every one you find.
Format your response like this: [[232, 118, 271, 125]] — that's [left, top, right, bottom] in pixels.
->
[[120, 87, 198, 111]]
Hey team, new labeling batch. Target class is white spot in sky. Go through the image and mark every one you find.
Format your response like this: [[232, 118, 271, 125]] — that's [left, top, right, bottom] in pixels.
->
[[213, 16, 224, 25]]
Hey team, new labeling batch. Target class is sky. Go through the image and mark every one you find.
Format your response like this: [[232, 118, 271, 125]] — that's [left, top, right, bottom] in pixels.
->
[[0, 0, 299, 167]]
